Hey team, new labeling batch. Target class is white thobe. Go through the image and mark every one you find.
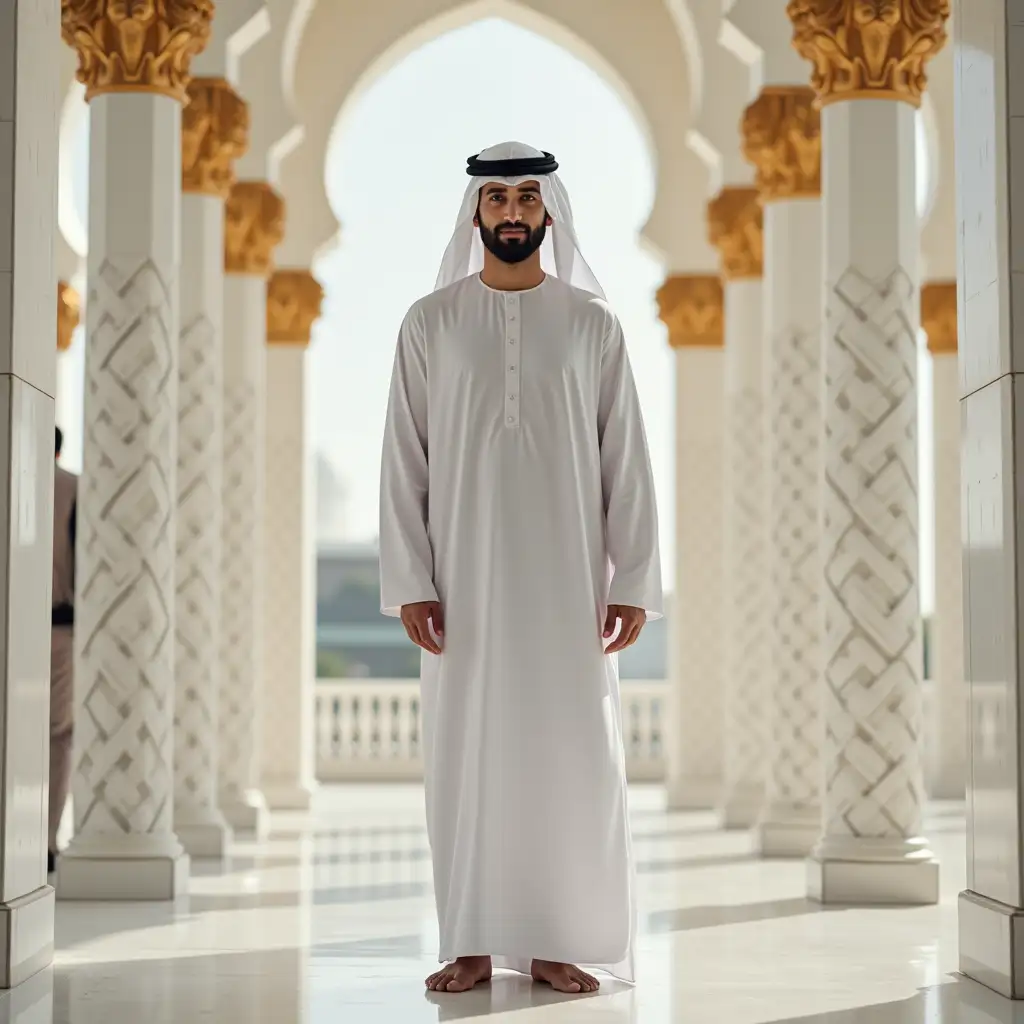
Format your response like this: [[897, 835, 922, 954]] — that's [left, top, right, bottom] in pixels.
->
[[379, 273, 662, 981]]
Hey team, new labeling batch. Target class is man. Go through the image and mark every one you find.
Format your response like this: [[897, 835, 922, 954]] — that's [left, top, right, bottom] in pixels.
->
[[379, 142, 662, 994], [50, 426, 77, 875]]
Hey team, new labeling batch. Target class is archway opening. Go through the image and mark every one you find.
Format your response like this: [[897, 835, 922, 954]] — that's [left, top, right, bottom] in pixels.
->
[[312, 16, 673, 678]]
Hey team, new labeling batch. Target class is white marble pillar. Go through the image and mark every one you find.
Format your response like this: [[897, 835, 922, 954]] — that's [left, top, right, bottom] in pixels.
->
[[657, 275, 726, 810], [742, 87, 824, 857], [173, 79, 248, 858], [953, 0, 1024, 996], [220, 181, 283, 835], [789, 1, 946, 904], [0, 0, 60, 982], [708, 188, 770, 829], [922, 283, 965, 801], [261, 269, 322, 809], [57, 3, 211, 901]]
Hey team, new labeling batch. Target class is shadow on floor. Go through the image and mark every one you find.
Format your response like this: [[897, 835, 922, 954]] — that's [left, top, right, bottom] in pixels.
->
[[643, 896, 844, 933]]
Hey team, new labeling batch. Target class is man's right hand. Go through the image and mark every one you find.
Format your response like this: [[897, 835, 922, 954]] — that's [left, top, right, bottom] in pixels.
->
[[400, 601, 444, 655]]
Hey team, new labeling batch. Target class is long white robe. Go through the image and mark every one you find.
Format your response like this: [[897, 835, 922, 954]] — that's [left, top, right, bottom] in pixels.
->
[[379, 273, 662, 982]]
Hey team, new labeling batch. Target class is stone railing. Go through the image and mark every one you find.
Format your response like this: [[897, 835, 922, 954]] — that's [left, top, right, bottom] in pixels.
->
[[314, 678, 968, 792], [315, 678, 666, 783]]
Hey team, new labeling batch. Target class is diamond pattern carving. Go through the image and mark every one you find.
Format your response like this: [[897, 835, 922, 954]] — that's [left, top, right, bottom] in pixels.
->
[[822, 266, 925, 838], [74, 257, 177, 835]]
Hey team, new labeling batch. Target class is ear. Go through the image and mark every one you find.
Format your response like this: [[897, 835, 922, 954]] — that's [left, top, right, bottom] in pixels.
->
[[545, 213, 553, 226]]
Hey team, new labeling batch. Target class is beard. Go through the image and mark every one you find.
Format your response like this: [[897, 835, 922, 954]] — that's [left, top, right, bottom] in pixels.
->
[[478, 218, 547, 264]]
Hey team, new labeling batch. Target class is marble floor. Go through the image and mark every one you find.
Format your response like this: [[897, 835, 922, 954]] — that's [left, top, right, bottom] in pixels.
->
[[4, 786, 1018, 1023]]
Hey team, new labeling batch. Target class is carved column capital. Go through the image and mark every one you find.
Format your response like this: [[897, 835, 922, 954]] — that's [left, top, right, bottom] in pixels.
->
[[57, 281, 81, 352], [182, 77, 249, 199], [61, 0, 213, 104], [656, 275, 725, 349], [707, 188, 763, 281], [921, 281, 957, 354], [224, 182, 285, 277], [742, 86, 821, 202], [787, 0, 950, 109], [267, 270, 324, 346]]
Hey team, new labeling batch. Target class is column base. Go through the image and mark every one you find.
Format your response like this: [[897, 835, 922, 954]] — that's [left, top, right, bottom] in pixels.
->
[[57, 850, 189, 901], [722, 785, 764, 830], [958, 888, 1024, 998], [221, 791, 270, 838], [807, 835, 939, 905], [176, 819, 231, 859], [665, 774, 722, 811], [261, 781, 316, 811], [757, 803, 821, 858], [0, 886, 54, 988]]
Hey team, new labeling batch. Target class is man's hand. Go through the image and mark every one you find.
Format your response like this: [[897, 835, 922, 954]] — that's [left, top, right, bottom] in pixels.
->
[[401, 601, 444, 655], [602, 604, 646, 654]]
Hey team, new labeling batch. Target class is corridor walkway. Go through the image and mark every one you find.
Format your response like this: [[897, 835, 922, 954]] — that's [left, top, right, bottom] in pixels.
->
[[4, 786, 1005, 1023]]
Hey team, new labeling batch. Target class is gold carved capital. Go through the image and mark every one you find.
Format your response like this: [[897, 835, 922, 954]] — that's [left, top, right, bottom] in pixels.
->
[[707, 188, 763, 280], [224, 182, 285, 277], [921, 281, 957, 354], [656, 275, 724, 349], [787, 0, 950, 109], [61, 0, 214, 104], [267, 270, 325, 346], [742, 86, 821, 202], [182, 78, 249, 198], [57, 281, 80, 353]]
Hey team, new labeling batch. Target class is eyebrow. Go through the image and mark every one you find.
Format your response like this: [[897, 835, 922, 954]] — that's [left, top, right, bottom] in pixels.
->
[[483, 186, 541, 196]]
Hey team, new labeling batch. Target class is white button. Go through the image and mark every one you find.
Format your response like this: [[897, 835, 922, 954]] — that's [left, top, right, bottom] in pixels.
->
[[507, 416, 515, 424], [509, 365, 516, 371], [509, 315, 516, 321], [509, 394, 516, 400]]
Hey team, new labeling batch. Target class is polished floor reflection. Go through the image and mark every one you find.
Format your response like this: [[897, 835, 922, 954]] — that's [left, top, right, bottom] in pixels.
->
[[1, 786, 1017, 1022]]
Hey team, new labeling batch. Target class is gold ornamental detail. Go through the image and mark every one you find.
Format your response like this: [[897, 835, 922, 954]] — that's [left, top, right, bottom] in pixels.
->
[[787, 0, 950, 109], [182, 78, 250, 198], [707, 188, 763, 280], [921, 281, 957, 354], [57, 281, 81, 353], [267, 271, 325, 346], [61, 0, 214, 104], [742, 86, 821, 202], [656, 275, 724, 349], [224, 182, 285, 277]]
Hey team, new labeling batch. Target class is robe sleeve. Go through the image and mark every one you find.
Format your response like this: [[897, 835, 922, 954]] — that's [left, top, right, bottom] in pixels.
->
[[378, 307, 439, 617], [598, 315, 664, 620]]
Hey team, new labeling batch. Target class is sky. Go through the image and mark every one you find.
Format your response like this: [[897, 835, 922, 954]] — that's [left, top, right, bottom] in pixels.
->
[[59, 15, 938, 611]]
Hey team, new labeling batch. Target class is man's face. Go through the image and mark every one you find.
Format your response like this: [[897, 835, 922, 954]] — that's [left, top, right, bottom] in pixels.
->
[[475, 181, 551, 264]]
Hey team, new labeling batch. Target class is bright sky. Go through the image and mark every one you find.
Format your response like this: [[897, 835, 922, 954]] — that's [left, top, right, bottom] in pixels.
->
[[60, 15, 937, 611]]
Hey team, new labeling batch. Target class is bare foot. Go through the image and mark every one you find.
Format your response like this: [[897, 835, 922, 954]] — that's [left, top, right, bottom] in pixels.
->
[[531, 959, 600, 994], [426, 955, 492, 992]]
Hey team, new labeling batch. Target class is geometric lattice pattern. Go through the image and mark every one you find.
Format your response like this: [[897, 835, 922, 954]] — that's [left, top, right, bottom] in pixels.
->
[[175, 311, 222, 819], [767, 327, 822, 812], [219, 377, 262, 803], [671, 354, 726, 794], [724, 340, 770, 814], [262, 352, 313, 793], [822, 266, 925, 839], [73, 256, 177, 836]]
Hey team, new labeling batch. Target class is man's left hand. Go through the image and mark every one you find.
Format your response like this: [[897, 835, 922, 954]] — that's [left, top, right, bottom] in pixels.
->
[[602, 605, 647, 654]]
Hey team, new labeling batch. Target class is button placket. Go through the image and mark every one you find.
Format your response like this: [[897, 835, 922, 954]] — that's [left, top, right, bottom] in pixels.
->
[[504, 294, 521, 428]]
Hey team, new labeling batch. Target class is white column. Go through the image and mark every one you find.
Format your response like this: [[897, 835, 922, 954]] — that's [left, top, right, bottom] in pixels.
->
[[789, 3, 946, 905], [657, 275, 726, 810], [708, 188, 770, 829], [742, 87, 825, 857], [922, 284, 965, 800], [954, 0, 1024, 997], [261, 270, 322, 809], [57, 5, 211, 900], [173, 79, 248, 857], [0, 0, 59, 982], [220, 181, 282, 835]]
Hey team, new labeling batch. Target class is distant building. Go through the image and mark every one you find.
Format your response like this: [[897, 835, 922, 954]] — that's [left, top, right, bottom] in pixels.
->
[[316, 542, 668, 680]]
